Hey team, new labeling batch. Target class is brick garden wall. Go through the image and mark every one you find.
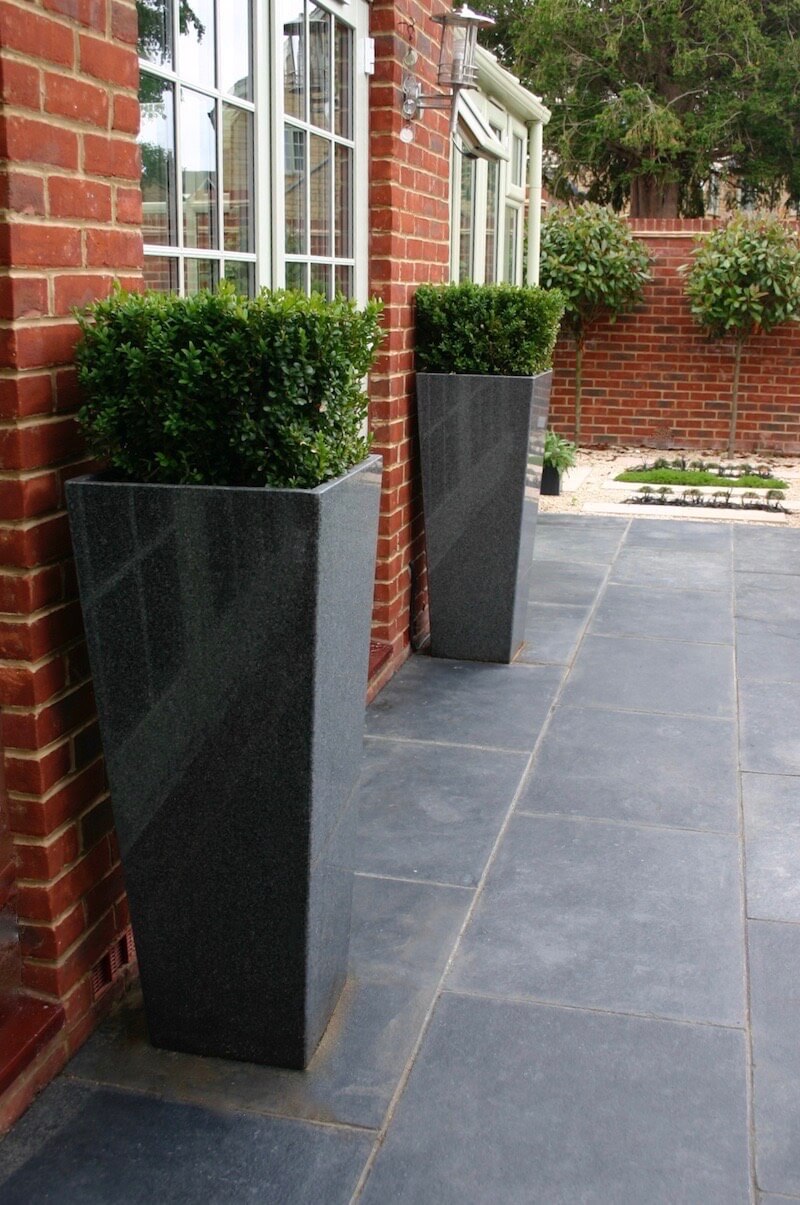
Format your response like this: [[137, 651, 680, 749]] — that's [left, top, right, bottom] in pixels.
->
[[548, 218, 800, 454], [366, 0, 451, 695], [0, 0, 142, 1128]]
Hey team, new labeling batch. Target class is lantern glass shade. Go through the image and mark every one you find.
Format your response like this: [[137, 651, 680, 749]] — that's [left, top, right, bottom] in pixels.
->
[[434, 5, 494, 89]]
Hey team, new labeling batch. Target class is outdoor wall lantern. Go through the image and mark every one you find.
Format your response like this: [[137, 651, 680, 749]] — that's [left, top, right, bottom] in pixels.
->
[[400, 4, 495, 143]]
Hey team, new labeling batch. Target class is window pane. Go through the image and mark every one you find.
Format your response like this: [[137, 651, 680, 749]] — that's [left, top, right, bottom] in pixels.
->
[[181, 87, 218, 249], [485, 159, 498, 284], [310, 134, 331, 256], [334, 20, 352, 138], [224, 260, 255, 296], [335, 264, 353, 298], [504, 205, 518, 281], [459, 158, 475, 281], [512, 134, 524, 187], [223, 104, 254, 252], [309, 6, 331, 130], [179, 0, 215, 87], [286, 261, 307, 291], [137, 0, 173, 67], [335, 144, 352, 258], [220, 0, 252, 100], [310, 262, 330, 298], [139, 74, 176, 245], [184, 258, 219, 293], [284, 126, 306, 254], [282, 0, 306, 121], [143, 255, 179, 292]]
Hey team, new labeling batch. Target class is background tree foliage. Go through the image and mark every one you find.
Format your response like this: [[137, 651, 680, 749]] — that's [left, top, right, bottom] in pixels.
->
[[482, 0, 800, 217]]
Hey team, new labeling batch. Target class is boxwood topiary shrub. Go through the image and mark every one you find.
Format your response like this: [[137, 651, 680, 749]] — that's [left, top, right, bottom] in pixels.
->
[[415, 282, 564, 375], [75, 284, 384, 489]]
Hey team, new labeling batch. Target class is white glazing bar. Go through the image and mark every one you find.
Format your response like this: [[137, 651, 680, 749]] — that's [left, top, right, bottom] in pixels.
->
[[526, 118, 542, 286]]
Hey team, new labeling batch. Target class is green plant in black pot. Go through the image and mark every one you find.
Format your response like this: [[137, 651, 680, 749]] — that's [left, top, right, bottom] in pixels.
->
[[414, 281, 564, 664], [542, 429, 577, 495], [67, 284, 385, 1071]]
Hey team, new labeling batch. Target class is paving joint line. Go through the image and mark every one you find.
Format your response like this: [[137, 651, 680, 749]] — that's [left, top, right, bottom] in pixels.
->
[[362, 734, 531, 756], [515, 809, 739, 839]]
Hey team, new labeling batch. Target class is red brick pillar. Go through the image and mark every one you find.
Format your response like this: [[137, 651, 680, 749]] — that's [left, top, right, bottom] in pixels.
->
[[367, 0, 451, 695], [0, 0, 142, 1129]]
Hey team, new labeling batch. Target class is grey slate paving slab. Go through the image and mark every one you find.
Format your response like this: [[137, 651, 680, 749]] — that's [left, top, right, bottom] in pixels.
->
[[611, 548, 732, 592], [354, 738, 527, 886], [521, 705, 738, 831], [518, 602, 591, 664], [0, 1079, 371, 1205], [532, 516, 627, 564], [749, 920, 800, 1197], [591, 583, 734, 645], [448, 813, 744, 1024], [560, 633, 736, 718], [736, 618, 800, 683], [360, 993, 750, 1205], [743, 774, 800, 921], [364, 656, 563, 750], [65, 875, 471, 1131], [625, 518, 733, 554], [735, 572, 800, 629], [740, 682, 800, 774], [527, 558, 609, 606], [735, 526, 800, 574]]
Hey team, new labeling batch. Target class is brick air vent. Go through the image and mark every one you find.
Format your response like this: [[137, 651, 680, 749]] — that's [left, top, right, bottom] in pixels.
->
[[90, 929, 134, 1000]]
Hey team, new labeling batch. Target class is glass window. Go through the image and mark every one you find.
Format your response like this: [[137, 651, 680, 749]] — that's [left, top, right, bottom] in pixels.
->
[[139, 0, 257, 294], [485, 158, 499, 284], [505, 205, 519, 282], [512, 134, 525, 187], [282, 0, 356, 297], [459, 158, 475, 281]]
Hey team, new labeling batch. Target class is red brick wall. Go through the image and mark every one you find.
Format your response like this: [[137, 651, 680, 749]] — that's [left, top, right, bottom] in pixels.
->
[[367, 0, 451, 693], [548, 218, 800, 454], [0, 0, 142, 1128]]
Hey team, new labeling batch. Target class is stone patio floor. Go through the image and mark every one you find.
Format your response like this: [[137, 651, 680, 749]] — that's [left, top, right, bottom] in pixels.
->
[[2, 514, 800, 1203]]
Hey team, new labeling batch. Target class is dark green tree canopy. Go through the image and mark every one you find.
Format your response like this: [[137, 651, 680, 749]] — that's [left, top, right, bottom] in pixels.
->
[[482, 0, 800, 217]]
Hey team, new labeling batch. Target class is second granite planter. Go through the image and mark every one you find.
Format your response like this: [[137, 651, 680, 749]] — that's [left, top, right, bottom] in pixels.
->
[[417, 371, 551, 662], [66, 456, 381, 1069]]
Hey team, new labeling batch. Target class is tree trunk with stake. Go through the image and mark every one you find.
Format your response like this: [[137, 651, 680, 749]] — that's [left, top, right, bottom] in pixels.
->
[[728, 334, 745, 457]]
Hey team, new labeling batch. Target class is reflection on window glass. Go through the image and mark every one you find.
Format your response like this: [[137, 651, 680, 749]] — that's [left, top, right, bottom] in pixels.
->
[[459, 158, 475, 281], [505, 205, 519, 282], [283, 0, 305, 120], [512, 134, 524, 187], [184, 258, 219, 293], [309, 6, 331, 130], [224, 260, 255, 296], [485, 158, 499, 283], [181, 87, 218, 249], [220, 0, 252, 99], [223, 105, 254, 252], [179, 0, 215, 87], [310, 135, 331, 256], [143, 256, 179, 292], [335, 265, 353, 297], [335, 144, 352, 259], [285, 126, 306, 254], [139, 74, 176, 245], [334, 20, 352, 138], [286, 261, 307, 291], [310, 262, 330, 298], [137, 0, 173, 67]]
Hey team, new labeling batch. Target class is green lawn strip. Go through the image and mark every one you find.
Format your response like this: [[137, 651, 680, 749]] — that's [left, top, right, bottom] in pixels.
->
[[615, 468, 788, 489]]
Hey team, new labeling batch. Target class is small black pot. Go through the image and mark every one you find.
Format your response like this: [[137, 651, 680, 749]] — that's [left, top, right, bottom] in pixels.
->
[[540, 463, 561, 496]]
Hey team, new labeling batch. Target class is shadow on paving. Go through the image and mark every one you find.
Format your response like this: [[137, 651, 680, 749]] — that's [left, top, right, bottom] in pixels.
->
[[2, 516, 800, 1204]]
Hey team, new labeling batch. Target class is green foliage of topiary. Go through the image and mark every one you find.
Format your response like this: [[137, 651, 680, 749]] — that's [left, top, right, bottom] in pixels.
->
[[682, 213, 800, 340], [682, 213, 800, 454], [414, 282, 564, 376], [75, 284, 384, 489], [538, 204, 651, 441]]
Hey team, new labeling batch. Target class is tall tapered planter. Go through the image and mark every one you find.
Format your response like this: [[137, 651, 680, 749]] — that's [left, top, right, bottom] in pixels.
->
[[66, 456, 381, 1069], [417, 371, 551, 663]]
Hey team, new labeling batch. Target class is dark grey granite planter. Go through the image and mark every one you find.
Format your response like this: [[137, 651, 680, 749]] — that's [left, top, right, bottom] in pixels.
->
[[66, 456, 382, 1069], [417, 371, 551, 663]]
